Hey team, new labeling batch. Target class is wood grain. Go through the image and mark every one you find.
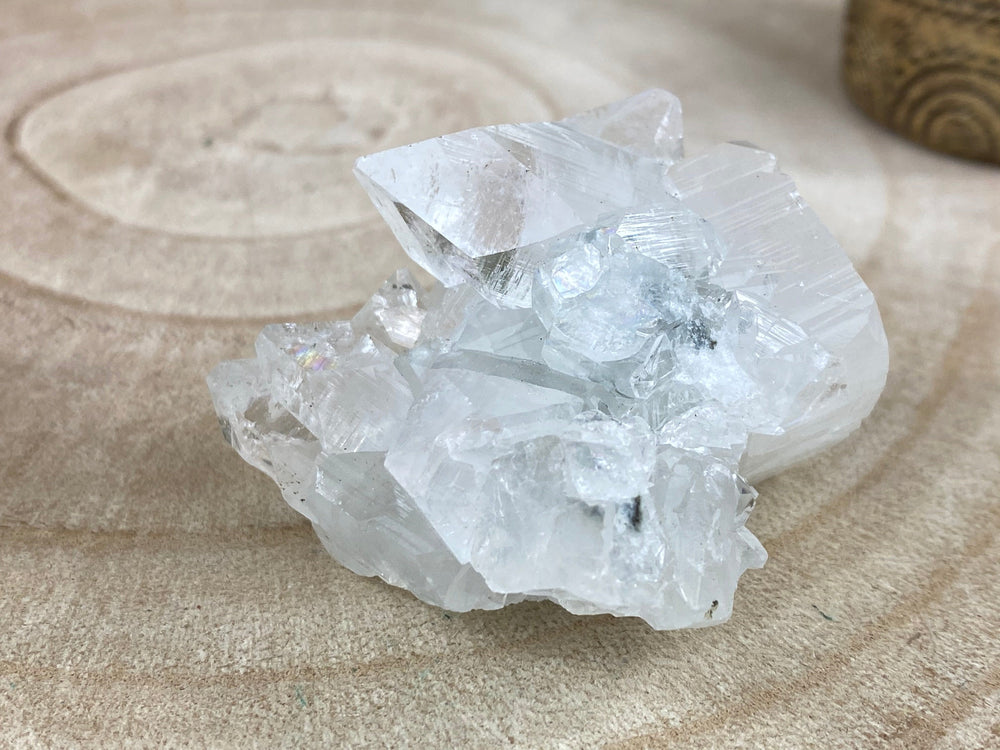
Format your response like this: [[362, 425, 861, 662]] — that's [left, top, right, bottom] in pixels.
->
[[843, 0, 1000, 163], [1, 1, 998, 747]]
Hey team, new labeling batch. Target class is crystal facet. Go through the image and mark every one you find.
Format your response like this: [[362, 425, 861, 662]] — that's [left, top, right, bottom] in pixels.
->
[[208, 91, 888, 629]]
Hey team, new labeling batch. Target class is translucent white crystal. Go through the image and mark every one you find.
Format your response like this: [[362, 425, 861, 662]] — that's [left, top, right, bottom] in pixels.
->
[[208, 90, 888, 630], [558, 88, 684, 162]]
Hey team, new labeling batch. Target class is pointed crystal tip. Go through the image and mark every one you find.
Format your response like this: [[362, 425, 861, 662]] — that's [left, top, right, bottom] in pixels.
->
[[209, 90, 888, 629]]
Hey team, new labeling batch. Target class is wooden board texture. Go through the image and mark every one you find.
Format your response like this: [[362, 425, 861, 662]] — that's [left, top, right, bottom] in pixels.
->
[[1, 0, 998, 747]]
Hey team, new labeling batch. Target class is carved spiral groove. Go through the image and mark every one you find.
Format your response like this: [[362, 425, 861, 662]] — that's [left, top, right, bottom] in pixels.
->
[[843, 0, 1000, 163]]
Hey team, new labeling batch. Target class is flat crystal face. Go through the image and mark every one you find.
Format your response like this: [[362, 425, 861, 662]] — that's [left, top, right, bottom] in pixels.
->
[[208, 90, 888, 629]]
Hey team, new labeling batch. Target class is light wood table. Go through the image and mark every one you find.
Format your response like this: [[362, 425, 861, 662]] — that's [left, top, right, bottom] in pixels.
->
[[1, 1, 998, 747]]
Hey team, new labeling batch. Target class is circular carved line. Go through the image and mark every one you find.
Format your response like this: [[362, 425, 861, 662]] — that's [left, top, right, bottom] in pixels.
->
[[890, 75, 1000, 125], [889, 68, 1000, 160], [890, 67, 1000, 122], [12, 36, 557, 241], [843, 0, 1000, 164], [919, 96, 999, 161], [0, 11, 627, 320]]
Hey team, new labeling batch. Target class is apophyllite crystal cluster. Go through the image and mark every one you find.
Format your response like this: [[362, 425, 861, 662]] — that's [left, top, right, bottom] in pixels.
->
[[208, 90, 888, 629]]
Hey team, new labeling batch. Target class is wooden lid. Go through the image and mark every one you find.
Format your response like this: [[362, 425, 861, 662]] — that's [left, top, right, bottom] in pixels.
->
[[843, 0, 1000, 163]]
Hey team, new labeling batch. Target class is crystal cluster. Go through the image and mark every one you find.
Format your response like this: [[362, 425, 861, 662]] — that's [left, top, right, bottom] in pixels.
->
[[208, 90, 888, 629]]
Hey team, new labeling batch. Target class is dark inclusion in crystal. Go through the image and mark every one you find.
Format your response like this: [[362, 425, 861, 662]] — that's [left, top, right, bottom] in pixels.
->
[[208, 90, 888, 630]]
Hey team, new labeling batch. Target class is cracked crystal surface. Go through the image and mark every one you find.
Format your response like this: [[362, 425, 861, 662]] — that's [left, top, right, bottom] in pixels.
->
[[208, 90, 888, 629]]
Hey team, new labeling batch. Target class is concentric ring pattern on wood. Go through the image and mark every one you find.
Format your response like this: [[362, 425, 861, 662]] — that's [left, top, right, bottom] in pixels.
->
[[1, 1, 998, 748], [843, 0, 1000, 163]]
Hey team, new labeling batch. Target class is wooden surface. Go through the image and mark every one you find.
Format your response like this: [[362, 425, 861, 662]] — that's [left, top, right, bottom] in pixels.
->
[[1, 0, 999, 747], [843, 0, 1000, 163]]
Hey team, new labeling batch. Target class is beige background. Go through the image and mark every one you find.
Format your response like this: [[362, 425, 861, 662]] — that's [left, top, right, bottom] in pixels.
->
[[1, 0, 998, 747]]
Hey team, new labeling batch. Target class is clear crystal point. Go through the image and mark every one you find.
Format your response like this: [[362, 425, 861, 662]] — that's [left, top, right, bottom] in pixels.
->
[[209, 90, 888, 629]]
